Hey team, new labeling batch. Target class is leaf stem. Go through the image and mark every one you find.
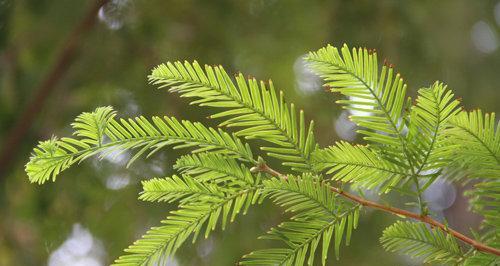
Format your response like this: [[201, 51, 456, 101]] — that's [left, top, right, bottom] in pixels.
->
[[412, 176, 427, 215], [255, 163, 500, 257]]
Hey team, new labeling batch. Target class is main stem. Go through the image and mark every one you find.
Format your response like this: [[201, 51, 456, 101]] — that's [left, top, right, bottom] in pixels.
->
[[253, 163, 500, 257]]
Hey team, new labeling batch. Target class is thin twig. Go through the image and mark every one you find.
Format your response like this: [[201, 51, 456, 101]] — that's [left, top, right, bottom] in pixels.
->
[[0, 0, 110, 179], [250, 157, 287, 180], [255, 163, 500, 257]]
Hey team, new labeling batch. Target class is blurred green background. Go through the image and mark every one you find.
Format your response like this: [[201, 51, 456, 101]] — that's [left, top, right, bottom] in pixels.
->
[[1, 0, 499, 265]]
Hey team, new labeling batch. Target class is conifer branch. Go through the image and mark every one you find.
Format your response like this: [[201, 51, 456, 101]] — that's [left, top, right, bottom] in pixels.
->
[[254, 162, 500, 257], [24, 43, 500, 264]]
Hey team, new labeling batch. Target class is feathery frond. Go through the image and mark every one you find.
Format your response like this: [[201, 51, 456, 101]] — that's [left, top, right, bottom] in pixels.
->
[[25, 106, 254, 184], [24, 43, 500, 265], [462, 230, 500, 265], [444, 110, 500, 179], [407, 82, 460, 176], [149, 61, 317, 173], [139, 175, 224, 203], [72, 106, 115, 147], [115, 183, 263, 266], [174, 153, 258, 187], [312, 141, 410, 192], [466, 180, 500, 229], [241, 175, 360, 265], [464, 252, 500, 266], [464, 244, 500, 266], [441, 110, 500, 235], [306, 44, 408, 162], [380, 221, 463, 264]]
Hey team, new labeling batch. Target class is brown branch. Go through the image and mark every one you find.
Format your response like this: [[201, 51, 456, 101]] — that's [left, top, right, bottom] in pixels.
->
[[255, 163, 500, 257], [0, 0, 110, 178]]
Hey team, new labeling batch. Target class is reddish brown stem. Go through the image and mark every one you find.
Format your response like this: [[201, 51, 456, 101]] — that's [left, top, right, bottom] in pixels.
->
[[256, 163, 500, 257], [330, 186, 500, 256]]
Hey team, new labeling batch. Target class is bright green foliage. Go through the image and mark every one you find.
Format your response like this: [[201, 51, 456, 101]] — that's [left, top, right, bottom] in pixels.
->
[[462, 230, 500, 265], [149, 61, 317, 173], [306, 44, 408, 156], [241, 175, 359, 266], [26, 106, 115, 184], [445, 110, 500, 179], [312, 141, 409, 192], [25, 44, 500, 265], [26, 106, 254, 184], [444, 110, 500, 237], [139, 175, 225, 203], [466, 180, 500, 229], [380, 221, 464, 264], [115, 175, 263, 265], [407, 82, 461, 175], [464, 244, 500, 266], [464, 253, 500, 266], [174, 153, 258, 188], [306, 45, 460, 194]]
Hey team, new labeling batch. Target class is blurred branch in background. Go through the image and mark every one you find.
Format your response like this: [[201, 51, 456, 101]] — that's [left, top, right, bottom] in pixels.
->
[[0, 0, 109, 179]]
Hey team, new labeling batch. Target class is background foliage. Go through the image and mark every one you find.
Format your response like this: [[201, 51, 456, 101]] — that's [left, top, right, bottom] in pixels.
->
[[1, 0, 500, 265]]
